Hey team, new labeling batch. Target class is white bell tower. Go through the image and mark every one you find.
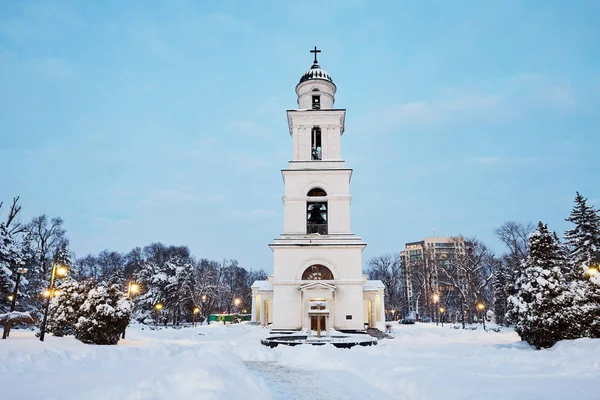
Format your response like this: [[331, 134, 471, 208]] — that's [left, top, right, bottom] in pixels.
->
[[251, 47, 385, 332]]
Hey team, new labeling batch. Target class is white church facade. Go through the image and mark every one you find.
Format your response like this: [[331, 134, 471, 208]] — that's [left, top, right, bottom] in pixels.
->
[[251, 48, 385, 332]]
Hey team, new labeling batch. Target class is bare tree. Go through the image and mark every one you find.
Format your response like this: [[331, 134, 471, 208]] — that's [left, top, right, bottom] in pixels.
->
[[26, 215, 66, 275], [365, 253, 404, 318], [494, 221, 535, 324], [438, 237, 495, 328], [0, 197, 26, 235], [494, 221, 534, 269]]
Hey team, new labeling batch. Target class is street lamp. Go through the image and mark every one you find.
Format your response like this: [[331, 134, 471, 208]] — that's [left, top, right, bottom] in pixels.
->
[[234, 298, 241, 314], [154, 303, 163, 327], [39, 263, 68, 342], [193, 307, 200, 327], [477, 303, 486, 330], [9, 267, 28, 312], [2, 267, 30, 340], [433, 294, 440, 326], [201, 295, 208, 324], [587, 266, 598, 277], [440, 307, 445, 327], [122, 281, 141, 339]]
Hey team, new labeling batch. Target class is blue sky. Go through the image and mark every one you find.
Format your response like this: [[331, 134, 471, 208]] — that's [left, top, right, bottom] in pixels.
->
[[1, 0, 599, 272]]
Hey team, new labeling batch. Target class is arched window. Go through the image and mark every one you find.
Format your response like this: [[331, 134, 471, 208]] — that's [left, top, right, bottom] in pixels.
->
[[311, 126, 322, 158], [307, 188, 327, 197], [302, 264, 334, 280], [307, 202, 327, 234], [307, 187, 327, 234], [312, 87, 321, 109]]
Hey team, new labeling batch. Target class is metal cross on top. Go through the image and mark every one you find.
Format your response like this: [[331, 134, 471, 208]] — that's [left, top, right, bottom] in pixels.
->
[[310, 46, 321, 63]]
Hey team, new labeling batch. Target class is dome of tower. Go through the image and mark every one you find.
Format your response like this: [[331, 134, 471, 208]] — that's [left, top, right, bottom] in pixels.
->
[[298, 62, 334, 85]]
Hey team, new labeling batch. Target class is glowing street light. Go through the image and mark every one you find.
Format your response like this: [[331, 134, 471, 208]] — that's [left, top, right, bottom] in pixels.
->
[[587, 267, 598, 276], [7, 295, 13, 302], [477, 303, 486, 330], [122, 281, 141, 339], [40, 263, 68, 342], [193, 307, 201, 327], [440, 307, 445, 327], [154, 303, 164, 327], [433, 294, 440, 326], [201, 295, 209, 324]]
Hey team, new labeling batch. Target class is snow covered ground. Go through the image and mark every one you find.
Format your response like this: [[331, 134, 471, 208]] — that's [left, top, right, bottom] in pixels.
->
[[2, 322, 599, 400]]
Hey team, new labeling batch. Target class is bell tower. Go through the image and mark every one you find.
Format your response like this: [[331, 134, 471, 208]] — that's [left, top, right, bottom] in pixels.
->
[[251, 47, 385, 332], [288, 46, 346, 163], [283, 47, 351, 236]]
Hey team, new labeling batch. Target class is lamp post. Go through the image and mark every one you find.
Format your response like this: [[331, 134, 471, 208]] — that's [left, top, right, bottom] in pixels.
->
[[9, 267, 28, 312], [234, 298, 241, 314], [2, 268, 29, 340], [121, 281, 140, 339], [440, 307, 445, 327], [587, 266, 598, 277], [39, 263, 68, 342], [477, 303, 486, 330], [193, 307, 200, 327], [154, 303, 163, 327], [201, 295, 208, 324], [433, 294, 440, 326]]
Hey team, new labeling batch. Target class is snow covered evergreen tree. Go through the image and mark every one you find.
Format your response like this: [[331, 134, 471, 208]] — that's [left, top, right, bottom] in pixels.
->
[[0, 223, 25, 312], [507, 222, 574, 349], [563, 193, 600, 337], [74, 283, 132, 345], [46, 279, 96, 336], [53, 240, 73, 269], [492, 263, 508, 326], [163, 256, 195, 324], [564, 192, 600, 278]]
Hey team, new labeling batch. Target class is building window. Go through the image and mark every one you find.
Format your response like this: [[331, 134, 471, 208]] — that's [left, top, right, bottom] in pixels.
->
[[307, 187, 327, 197], [302, 264, 334, 280], [312, 95, 321, 109], [311, 126, 322, 160], [307, 202, 327, 234]]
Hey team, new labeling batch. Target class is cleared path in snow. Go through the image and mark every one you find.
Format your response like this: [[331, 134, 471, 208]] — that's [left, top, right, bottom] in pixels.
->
[[245, 361, 392, 400]]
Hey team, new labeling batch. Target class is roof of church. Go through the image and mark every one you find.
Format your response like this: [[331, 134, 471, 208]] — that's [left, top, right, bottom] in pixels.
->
[[299, 61, 334, 85]]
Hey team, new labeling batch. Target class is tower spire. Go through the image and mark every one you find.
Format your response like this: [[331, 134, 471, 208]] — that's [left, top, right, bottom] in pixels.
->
[[310, 46, 321, 64]]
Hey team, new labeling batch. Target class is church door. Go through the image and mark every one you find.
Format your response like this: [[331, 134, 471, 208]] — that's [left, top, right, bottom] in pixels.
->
[[310, 315, 326, 331]]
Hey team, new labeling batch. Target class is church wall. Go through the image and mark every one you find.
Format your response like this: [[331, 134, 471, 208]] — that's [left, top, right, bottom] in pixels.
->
[[273, 246, 364, 281], [296, 80, 335, 109], [282, 170, 353, 234], [288, 112, 345, 162], [271, 285, 302, 329], [283, 170, 351, 197], [328, 198, 351, 234], [332, 284, 366, 330], [283, 199, 306, 234], [325, 125, 341, 159]]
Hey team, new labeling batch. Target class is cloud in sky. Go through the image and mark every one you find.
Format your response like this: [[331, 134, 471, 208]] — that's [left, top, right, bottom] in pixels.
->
[[355, 74, 578, 135]]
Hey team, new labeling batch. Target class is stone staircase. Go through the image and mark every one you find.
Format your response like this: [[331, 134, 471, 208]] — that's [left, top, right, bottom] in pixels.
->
[[366, 327, 393, 340]]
